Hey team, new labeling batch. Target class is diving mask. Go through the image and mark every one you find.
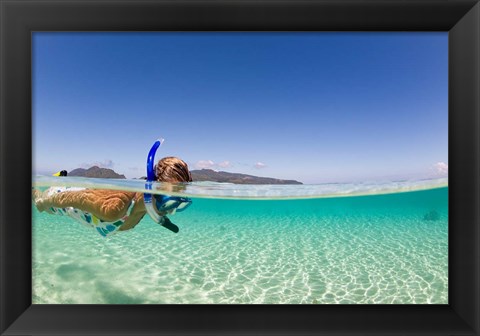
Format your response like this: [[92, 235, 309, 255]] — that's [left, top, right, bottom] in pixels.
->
[[154, 194, 192, 214]]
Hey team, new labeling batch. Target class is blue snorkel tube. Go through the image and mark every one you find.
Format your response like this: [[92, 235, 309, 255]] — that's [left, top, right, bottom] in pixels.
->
[[144, 138, 165, 224]]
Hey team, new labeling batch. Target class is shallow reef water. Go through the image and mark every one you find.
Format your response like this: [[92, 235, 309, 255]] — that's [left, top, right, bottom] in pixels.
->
[[32, 177, 448, 304]]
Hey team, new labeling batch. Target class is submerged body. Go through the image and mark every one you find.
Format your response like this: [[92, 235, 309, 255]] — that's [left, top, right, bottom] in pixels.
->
[[41, 187, 138, 237], [33, 187, 150, 234]]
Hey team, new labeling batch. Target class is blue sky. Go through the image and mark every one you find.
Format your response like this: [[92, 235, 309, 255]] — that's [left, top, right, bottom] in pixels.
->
[[33, 32, 448, 183]]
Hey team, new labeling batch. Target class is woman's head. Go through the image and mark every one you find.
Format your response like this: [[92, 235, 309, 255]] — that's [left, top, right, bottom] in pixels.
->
[[155, 157, 192, 183]]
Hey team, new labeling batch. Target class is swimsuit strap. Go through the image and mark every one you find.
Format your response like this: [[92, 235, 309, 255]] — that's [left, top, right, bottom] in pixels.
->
[[126, 200, 135, 217]]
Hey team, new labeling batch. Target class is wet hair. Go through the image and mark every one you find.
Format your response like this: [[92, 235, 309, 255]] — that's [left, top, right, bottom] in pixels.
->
[[155, 157, 192, 183]]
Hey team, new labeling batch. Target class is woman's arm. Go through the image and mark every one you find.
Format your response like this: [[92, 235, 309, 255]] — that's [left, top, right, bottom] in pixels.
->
[[35, 189, 136, 222], [119, 193, 147, 231]]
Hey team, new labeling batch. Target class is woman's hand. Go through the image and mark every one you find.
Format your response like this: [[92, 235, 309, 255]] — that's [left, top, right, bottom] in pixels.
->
[[32, 191, 54, 214]]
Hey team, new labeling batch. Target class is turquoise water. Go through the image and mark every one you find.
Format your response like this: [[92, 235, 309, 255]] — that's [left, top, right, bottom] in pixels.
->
[[32, 178, 448, 304]]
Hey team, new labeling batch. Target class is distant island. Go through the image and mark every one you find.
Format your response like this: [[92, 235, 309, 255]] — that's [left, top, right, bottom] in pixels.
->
[[69, 166, 126, 179], [190, 169, 302, 185], [67, 166, 302, 184]]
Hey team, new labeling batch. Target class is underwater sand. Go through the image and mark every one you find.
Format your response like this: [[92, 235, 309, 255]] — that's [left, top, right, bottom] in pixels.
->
[[32, 178, 448, 304]]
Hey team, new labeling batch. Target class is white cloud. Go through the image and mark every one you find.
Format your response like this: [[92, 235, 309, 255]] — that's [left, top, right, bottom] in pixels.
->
[[217, 161, 232, 168], [80, 159, 114, 169], [432, 162, 448, 176], [195, 160, 216, 169], [254, 162, 267, 169], [195, 160, 234, 170]]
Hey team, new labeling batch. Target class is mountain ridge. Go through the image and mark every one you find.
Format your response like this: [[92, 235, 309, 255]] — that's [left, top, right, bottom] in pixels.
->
[[190, 169, 302, 185], [69, 166, 126, 179]]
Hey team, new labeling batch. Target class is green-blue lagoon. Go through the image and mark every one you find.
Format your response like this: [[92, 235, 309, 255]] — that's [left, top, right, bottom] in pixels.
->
[[32, 177, 448, 304]]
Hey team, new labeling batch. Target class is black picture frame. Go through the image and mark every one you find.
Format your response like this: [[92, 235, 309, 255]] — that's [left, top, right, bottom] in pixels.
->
[[1, 0, 479, 335]]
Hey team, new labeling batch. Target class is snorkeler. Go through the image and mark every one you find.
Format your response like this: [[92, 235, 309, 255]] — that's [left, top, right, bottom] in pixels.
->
[[53, 170, 68, 177], [33, 139, 193, 237]]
